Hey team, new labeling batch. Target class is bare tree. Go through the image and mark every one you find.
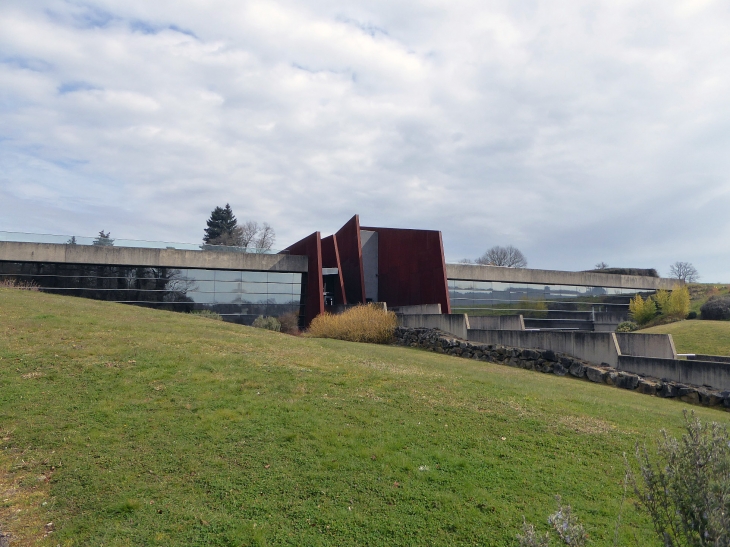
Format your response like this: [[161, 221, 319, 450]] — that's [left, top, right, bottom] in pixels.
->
[[254, 222, 276, 252], [594, 261, 609, 270], [476, 245, 527, 268], [458, 258, 474, 264], [238, 221, 259, 248], [669, 261, 699, 283]]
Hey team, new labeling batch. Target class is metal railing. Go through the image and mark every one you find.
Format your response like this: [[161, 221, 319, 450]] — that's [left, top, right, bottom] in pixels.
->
[[0, 231, 286, 255]]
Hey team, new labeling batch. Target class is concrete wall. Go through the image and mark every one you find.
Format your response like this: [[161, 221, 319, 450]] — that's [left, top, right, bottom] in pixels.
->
[[466, 330, 621, 367], [468, 315, 525, 331], [0, 241, 308, 272], [615, 333, 677, 359], [360, 230, 379, 302], [618, 356, 730, 391], [445, 263, 678, 290], [688, 355, 730, 364], [391, 304, 442, 315], [398, 314, 470, 340]]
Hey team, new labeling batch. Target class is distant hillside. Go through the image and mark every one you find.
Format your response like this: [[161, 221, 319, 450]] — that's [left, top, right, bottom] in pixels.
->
[[584, 267, 659, 277]]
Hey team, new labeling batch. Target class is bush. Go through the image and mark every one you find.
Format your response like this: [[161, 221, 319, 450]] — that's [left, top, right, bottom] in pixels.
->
[[631, 411, 730, 547], [616, 321, 638, 332], [700, 296, 730, 321], [517, 497, 588, 547], [0, 278, 39, 291], [664, 285, 690, 319], [278, 312, 300, 335], [687, 311, 697, 320], [307, 304, 397, 344], [252, 315, 281, 332], [190, 309, 223, 320], [629, 294, 657, 325]]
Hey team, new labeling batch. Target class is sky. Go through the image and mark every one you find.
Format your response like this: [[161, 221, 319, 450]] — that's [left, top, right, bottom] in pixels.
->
[[1, 0, 729, 281]]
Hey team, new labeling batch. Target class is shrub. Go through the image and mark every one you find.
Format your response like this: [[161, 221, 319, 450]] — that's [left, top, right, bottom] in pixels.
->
[[517, 497, 588, 547], [0, 278, 39, 291], [616, 321, 638, 332], [687, 311, 697, 320], [278, 312, 300, 335], [190, 309, 223, 320], [307, 304, 397, 344], [629, 294, 657, 325], [663, 285, 690, 319], [252, 315, 281, 332], [700, 296, 730, 321], [631, 411, 730, 547]]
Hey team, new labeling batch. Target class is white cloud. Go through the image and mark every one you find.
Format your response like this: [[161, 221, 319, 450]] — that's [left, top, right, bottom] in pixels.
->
[[1, 0, 729, 280]]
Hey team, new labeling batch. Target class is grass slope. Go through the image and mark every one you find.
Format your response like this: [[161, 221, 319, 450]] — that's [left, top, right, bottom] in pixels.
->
[[640, 320, 730, 356], [1, 290, 728, 547]]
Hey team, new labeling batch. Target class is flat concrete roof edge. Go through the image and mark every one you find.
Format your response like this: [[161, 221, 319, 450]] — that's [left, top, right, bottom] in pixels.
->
[[445, 263, 678, 290], [0, 241, 309, 272]]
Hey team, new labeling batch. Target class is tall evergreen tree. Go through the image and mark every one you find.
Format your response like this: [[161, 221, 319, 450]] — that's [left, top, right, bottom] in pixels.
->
[[203, 204, 238, 244]]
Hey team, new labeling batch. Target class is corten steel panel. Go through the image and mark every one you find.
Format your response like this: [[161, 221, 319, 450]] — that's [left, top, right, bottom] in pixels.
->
[[360, 226, 451, 313], [334, 215, 366, 305], [284, 232, 324, 325], [321, 234, 347, 306]]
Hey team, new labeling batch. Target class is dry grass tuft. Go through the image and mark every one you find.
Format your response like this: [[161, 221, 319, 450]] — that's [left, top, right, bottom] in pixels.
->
[[307, 304, 398, 344]]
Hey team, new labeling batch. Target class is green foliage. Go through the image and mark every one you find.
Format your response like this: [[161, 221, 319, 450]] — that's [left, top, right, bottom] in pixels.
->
[[631, 411, 730, 547], [653, 289, 670, 313], [664, 285, 690, 319], [629, 294, 657, 325], [700, 296, 730, 321], [518, 497, 588, 547], [252, 315, 281, 331], [203, 203, 238, 244], [190, 309, 223, 320], [616, 321, 638, 332], [687, 311, 697, 320], [92, 230, 114, 246]]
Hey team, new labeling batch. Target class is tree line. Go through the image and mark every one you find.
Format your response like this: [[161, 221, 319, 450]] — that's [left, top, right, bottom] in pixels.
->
[[203, 204, 275, 251]]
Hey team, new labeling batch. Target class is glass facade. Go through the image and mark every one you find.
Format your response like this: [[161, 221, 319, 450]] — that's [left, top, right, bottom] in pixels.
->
[[0, 261, 305, 325], [448, 279, 656, 328]]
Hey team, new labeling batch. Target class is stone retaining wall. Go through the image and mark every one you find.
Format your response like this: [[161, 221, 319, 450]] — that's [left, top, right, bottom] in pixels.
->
[[394, 327, 730, 410]]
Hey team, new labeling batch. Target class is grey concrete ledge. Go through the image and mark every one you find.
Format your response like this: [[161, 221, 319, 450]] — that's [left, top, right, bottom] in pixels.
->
[[0, 241, 308, 272], [446, 263, 678, 290]]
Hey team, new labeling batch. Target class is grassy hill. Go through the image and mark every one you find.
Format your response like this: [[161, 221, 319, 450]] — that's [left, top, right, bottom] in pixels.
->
[[1, 290, 728, 546], [640, 320, 730, 356], [688, 282, 730, 315]]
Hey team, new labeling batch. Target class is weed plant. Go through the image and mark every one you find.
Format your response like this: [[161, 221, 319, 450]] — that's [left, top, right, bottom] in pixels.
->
[[190, 309, 223, 320], [252, 315, 281, 331], [0, 277, 39, 290], [307, 304, 397, 343]]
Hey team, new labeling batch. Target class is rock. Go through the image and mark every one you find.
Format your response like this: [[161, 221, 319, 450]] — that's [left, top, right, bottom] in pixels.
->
[[637, 379, 659, 396], [699, 391, 723, 407], [569, 362, 586, 378], [521, 349, 540, 360], [559, 356, 573, 367], [659, 383, 679, 398], [541, 363, 554, 373], [614, 373, 639, 390], [553, 363, 568, 376], [508, 357, 521, 367], [679, 387, 700, 404], [585, 366, 608, 384], [1, 532, 11, 547], [542, 350, 557, 362]]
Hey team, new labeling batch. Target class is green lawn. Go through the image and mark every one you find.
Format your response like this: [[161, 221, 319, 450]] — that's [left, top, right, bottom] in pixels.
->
[[1, 289, 728, 546], [640, 319, 730, 356]]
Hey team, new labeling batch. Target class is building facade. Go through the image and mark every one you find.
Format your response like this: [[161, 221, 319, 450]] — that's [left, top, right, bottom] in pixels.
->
[[0, 216, 677, 330]]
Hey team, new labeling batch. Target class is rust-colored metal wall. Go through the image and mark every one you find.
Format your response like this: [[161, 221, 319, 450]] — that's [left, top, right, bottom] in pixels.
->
[[321, 234, 347, 306], [334, 215, 366, 305], [284, 232, 324, 325], [359, 226, 451, 313]]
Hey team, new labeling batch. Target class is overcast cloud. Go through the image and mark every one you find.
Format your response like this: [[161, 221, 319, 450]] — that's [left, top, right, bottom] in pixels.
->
[[1, 0, 729, 280]]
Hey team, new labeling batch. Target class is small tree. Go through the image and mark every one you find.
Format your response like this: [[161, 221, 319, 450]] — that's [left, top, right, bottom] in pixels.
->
[[629, 293, 657, 325], [92, 230, 114, 246], [669, 261, 699, 283], [66, 236, 77, 245], [664, 285, 690, 319], [254, 222, 276, 252], [594, 261, 609, 270], [203, 204, 238, 244], [476, 245, 528, 268]]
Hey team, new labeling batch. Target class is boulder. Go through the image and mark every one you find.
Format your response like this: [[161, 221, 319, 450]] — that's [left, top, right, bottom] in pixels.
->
[[637, 379, 660, 396], [658, 383, 679, 398], [569, 362, 586, 378], [585, 366, 608, 384], [553, 363, 568, 376], [614, 373, 639, 390], [542, 350, 557, 362]]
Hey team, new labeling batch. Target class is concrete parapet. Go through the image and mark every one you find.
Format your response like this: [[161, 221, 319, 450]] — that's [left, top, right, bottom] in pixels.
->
[[687, 354, 730, 364], [398, 314, 470, 339], [446, 263, 678, 290], [0, 241, 308, 272], [468, 315, 525, 331], [466, 329, 620, 367], [390, 304, 442, 315], [618, 356, 730, 392], [615, 333, 677, 359]]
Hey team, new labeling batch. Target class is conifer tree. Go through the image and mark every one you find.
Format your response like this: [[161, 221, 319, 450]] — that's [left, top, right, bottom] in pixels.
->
[[203, 204, 238, 244]]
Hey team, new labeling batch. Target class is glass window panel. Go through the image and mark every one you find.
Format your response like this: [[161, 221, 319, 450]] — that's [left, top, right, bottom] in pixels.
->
[[291, 273, 303, 285], [267, 293, 298, 305], [267, 272, 296, 283], [242, 271, 268, 283], [453, 280, 474, 290], [241, 282, 268, 294], [192, 280, 215, 294], [185, 291, 216, 304], [240, 293, 270, 304], [214, 280, 242, 293], [215, 270, 242, 282], [214, 292, 241, 304], [473, 281, 492, 293], [267, 282, 295, 294], [187, 268, 216, 281]]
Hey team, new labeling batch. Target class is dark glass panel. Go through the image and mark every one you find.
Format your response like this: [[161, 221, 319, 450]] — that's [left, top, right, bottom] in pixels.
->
[[242, 271, 268, 283]]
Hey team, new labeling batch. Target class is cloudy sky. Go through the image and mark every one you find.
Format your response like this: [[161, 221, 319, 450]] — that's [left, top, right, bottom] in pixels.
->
[[1, 0, 729, 280]]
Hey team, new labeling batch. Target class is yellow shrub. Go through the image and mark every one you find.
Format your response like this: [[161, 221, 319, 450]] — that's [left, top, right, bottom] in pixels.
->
[[629, 294, 657, 325], [653, 289, 670, 313], [307, 304, 398, 344], [663, 285, 690, 319]]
